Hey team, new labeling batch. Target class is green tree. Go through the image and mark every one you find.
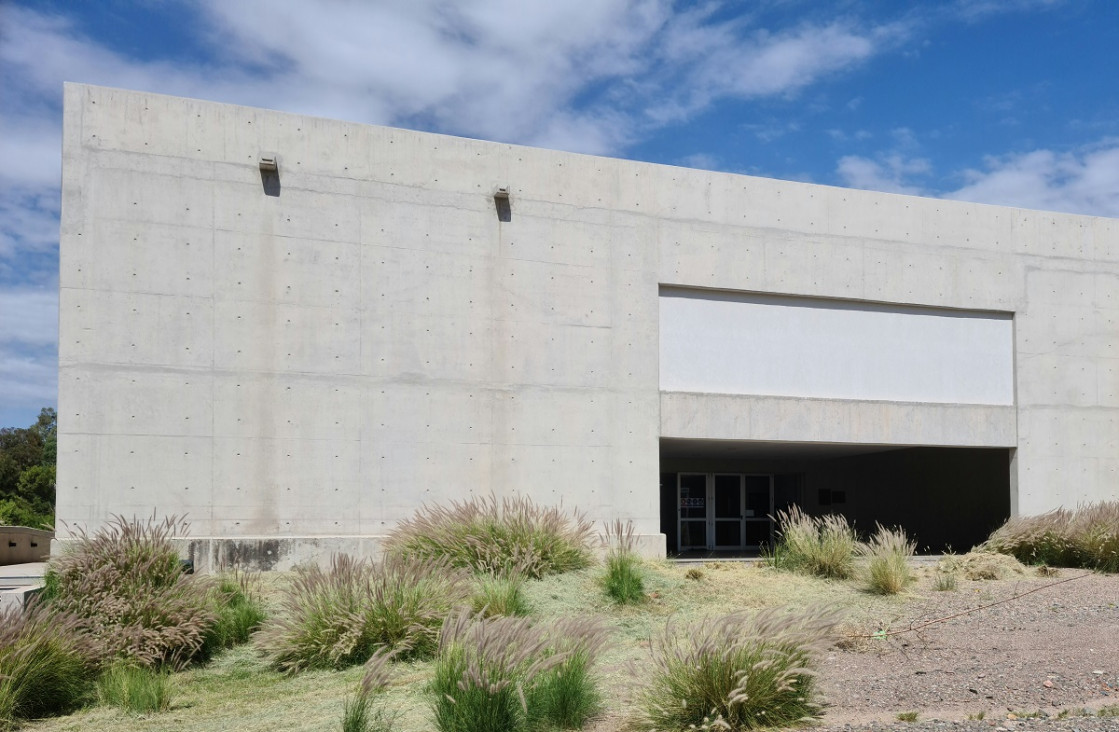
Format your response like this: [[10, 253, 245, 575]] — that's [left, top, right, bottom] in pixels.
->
[[0, 407, 57, 527]]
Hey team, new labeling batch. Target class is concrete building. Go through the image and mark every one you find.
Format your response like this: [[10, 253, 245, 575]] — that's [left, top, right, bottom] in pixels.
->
[[56, 84, 1119, 569]]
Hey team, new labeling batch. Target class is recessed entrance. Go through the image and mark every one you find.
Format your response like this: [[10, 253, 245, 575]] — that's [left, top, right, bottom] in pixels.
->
[[676, 473, 774, 552], [661, 440, 1013, 555]]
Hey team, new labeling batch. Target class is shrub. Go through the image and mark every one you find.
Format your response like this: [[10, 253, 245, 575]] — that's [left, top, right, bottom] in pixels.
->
[[342, 648, 397, 732], [984, 502, 1119, 572], [44, 515, 215, 668], [96, 662, 174, 714], [933, 571, 957, 591], [199, 572, 267, 660], [635, 607, 838, 731], [432, 612, 608, 732], [858, 525, 915, 595], [256, 553, 470, 672], [0, 604, 95, 728], [601, 520, 645, 605], [385, 494, 594, 578], [771, 506, 858, 580], [471, 572, 529, 618]]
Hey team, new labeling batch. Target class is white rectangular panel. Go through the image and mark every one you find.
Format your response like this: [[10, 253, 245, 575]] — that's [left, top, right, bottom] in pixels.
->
[[660, 289, 1014, 406]]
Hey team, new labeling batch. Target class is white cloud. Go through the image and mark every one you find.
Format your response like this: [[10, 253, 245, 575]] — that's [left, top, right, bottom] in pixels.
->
[[0, 288, 58, 426], [946, 143, 1119, 217], [836, 153, 931, 195]]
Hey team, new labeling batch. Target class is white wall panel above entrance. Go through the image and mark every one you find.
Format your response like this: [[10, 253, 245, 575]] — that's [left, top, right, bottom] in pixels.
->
[[659, 288, 1015, 406]]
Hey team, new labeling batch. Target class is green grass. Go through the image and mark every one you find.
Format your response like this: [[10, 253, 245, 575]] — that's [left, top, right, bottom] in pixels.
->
[[431, 613, 608, 732], [896, 711, 918, 722], [470, 573, 530, 618], [602, 520, 645, 605], [0, 604, 94, 728], [199, 573, 267, 660], [96, 663, 175, 714]]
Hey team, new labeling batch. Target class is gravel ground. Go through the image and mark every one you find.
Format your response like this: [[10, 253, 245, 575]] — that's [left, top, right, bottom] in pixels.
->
[[812, 571, 1119, 732]]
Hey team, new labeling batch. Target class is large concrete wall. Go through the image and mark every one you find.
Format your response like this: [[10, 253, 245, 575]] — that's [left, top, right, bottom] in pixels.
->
[[57, 84, 1119, 565]]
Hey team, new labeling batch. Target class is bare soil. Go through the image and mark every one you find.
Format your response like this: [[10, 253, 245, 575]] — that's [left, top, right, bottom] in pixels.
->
[[812, 570, 1119, 732]]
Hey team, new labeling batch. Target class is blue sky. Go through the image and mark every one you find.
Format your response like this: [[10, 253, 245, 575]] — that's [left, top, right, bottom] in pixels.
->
[[2, 0, 1118, 428]]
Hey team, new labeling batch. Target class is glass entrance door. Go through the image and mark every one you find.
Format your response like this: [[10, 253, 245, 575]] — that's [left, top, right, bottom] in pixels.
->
[[713, 474, 745, 549], [677, 473, 708, 550], [744, 475, 774, 549], [677, 473, 767, 552]]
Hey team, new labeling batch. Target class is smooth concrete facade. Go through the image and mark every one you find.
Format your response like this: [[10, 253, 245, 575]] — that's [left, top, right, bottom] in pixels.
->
[[57, 84, 1119, 567]]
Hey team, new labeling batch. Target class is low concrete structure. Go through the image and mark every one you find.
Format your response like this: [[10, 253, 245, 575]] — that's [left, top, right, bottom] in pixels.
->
[[0, 527, 52, 566], [57, 84, 1119, 568]]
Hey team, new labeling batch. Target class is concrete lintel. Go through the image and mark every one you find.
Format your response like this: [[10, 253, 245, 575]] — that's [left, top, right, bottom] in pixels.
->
[[660, 391, 1017, 448]]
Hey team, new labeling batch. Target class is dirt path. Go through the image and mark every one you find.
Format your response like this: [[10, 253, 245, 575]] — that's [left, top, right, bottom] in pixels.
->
[[813, 572, 1119, 731]]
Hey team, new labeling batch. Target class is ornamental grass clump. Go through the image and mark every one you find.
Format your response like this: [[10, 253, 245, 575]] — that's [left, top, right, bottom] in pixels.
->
[[45, 515, 215, 668], [96, 662, 174, 714], [256, 553, 470, 673], [341, 648, 398, 732], [471, 572, 530, 618], [198, 572, 267, 660], [983, 501, 1119, 572], [601, 519, 645, 605], [858, 524, 915, 595], [0, 604, 96, 729], [771, 506, 858, 580], [431, 611, 608, 732], [385, 494, 594, 578], [635, 607, 838, 732]]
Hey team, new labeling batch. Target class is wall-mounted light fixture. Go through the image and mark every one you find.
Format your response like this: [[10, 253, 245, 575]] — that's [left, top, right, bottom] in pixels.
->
[[494, 186, 511, 222], [260, 153, 281, 196]]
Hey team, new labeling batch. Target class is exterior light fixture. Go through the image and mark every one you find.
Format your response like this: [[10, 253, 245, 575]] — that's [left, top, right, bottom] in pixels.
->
[[259, 154, 279, 173], [494, 186, 511, 222]]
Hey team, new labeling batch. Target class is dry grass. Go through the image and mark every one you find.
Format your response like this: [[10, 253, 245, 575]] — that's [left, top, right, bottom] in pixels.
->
[[983, 502, 1119, 572], [23, 559, 1019, 732], [256, 554, 470, 672], [938, 551, 1028, 581], [384, 494, 595, 578], [858, 525, 915, 595], [771, 506, 859, 580], [634, 606, 839, 731]]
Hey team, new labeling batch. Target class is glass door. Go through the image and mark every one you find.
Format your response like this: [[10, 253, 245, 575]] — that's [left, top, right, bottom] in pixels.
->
[[744, 474, 774, 549], [677, 474, 708, 551], [712, 474, 746, 549]]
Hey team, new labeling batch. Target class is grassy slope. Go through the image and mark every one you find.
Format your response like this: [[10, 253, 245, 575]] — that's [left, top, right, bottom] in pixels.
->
[[25, 561, 917, 732]]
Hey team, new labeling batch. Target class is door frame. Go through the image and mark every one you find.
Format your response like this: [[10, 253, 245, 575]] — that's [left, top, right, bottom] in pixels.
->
[[677, 473, 773, 552]]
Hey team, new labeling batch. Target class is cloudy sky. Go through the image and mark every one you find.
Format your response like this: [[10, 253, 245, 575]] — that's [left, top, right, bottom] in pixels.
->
[[2, 0, 1118, 428]]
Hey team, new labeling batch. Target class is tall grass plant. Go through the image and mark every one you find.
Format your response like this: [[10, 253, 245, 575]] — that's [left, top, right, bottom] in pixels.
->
[[601, 520, 645, 605], [385, 495, 594, 578], [859, 525, 915, 595], [771, 506, 859, 580], [635, 607, 838, 731], [0, 604, 95, 729], [984, 502, 1119, 572], [44, 515, 215, 668], [256, 553, 470, 672]]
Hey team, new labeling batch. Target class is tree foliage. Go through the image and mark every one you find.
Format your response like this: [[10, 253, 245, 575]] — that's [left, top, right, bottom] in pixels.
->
[[0, 407, 56, 528]]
